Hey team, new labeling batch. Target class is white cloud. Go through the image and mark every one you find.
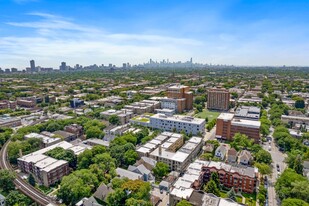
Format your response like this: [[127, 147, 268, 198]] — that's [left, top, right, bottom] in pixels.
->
[[1, 12, 202, 68]]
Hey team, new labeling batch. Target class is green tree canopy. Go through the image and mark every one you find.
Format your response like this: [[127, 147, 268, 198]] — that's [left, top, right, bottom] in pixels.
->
[[153, 162, 169, 180]]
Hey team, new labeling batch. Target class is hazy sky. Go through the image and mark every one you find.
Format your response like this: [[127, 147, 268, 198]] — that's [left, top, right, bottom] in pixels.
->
[[1, 0, 309, 68]]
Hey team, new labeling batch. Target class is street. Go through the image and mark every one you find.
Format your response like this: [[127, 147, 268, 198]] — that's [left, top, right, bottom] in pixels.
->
[[262, 127, 287, 206]]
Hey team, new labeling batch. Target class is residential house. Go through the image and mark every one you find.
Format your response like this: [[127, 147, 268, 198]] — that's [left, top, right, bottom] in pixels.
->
[[203, 143, 214, 153], [0, 194, 5, 206], [215, 145, 229, 160], [93, 183, 114, 203], [128, 164, 155, 182], [238, 150, 253, 165], [75, 197, 102, 206], [227, 148, 238, 163]]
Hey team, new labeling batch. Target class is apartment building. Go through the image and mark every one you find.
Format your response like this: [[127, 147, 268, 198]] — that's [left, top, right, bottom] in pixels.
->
[[170, 160, 242, 206], [207, 89, 230, 111], [24, 133, 62, 147], [150, 113, 205, 135], [196, 161, 259, 194], [234, 106, 260, 120], [0, 100, 16, 110], [18, 141, 89, 186], [100, 109, 134, 125], [70, 98, 84, 108], [0, 115, 21, 128], [17, 97, 36, 108], [136, 132, 203, 172], [124, 100, 160, 114], [162, 85, 193, 113], [216, 113, 261, 143], [64, 124, 83, 137]]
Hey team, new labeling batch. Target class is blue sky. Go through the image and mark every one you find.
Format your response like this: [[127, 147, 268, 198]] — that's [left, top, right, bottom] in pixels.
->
[[0, 0, 309, 68]]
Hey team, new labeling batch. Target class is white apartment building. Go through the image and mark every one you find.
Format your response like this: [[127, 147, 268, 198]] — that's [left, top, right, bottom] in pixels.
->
[[149, 114, 205, 135]]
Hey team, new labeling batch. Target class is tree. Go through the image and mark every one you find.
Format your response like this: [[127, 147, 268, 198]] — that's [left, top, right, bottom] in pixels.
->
[[293, 155, 303, 175], [255, 150, 272, 164], [176, 200, 192, 206], [6, 191, 32, 206], [109, 115, 120, 125], [46, 122, 62, 132], [282, 198, 309, 206], [203, 180, 220, 196], [294, 97, 305, 109], [230, 133, 253, 151], [257, 185, 267, 205], [255, 163, 272, 175], [227, 187, 236, 201], [28, 174, 35, 187], [124, 150, 138, 166], [57, 169, 99, 205], [125, 198, 152, 206], [275, 168, 308, 201], [122, 179, 151, 200], [0, 169, 15, 192], [106, 188, 127, 206], [211, 172, 220, 187], [86, 126, 104, 139], [153, 162, 169, 180]]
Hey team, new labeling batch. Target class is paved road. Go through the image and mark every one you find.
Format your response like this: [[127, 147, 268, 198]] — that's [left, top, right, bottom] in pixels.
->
[[204, 126, 216, 141], [262, 127, 286, 206], [0, 120, 58, 206]]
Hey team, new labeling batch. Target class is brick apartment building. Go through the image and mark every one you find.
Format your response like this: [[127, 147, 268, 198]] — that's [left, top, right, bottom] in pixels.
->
[[163, 85, 193, 113], [216, 113, 260, 143], [17, 97, 36, 108], [0, 100, 17, 110], [195, 161, 258, 194], [207, 89, 230, 111]]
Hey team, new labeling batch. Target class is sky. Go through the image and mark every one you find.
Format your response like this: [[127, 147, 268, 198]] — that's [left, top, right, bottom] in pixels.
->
[[0, 0, 309, 69]]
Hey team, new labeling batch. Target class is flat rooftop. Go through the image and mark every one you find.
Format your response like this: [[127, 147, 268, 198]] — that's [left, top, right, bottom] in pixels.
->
[[231, 118, 261, 128], [151, 114, 205, 124], [217, 113, 234, 121]]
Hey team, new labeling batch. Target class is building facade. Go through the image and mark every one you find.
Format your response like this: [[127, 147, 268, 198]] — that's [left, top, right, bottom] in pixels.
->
[[216, 113, 260, 143], [150, 114, 205, 135], [164, 85, 193, 113], [207, 89, 230, 111]]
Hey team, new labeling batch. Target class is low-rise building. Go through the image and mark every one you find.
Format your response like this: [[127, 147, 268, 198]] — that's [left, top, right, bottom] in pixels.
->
[[64, 124, 83, 137], [149, 114, 205, 135], [100, 109, 134, 125], [53, 130, 77, 142], [17, 97, 36, 108], [214, 144, 229, 160], [17, 141, 89, 186], [234, 106, 260, 120], [124, 100, 160, 114], [169, 160, 242, 206], [24, 132, 62, 147], [238, 150, 253, 165], [195, 161, 259, 194], [0, 100, 16, 110], [0, 115, 21, 128], [0, 194, 5, 206]]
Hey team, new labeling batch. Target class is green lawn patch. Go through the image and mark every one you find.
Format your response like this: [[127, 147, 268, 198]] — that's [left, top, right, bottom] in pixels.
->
[[195, 109, 220, 122]]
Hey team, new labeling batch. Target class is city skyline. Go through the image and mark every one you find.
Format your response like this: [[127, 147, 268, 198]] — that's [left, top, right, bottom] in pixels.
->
[[1, 0, 309, 68]]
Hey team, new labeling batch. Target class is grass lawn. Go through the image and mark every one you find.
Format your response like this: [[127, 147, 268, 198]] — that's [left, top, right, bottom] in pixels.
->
[[219, 191, 242, 203], [195, 109, 220, 122], [242, 192, 257, 206]]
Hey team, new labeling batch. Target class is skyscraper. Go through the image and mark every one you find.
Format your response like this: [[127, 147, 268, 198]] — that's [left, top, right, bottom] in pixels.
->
[[30, 60, 35, 72], [59, 62, 66, 71]]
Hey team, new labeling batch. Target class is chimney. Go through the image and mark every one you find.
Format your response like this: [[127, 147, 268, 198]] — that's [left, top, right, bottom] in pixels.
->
[[19, 149, 23, 157], [159, 145, 162, 156]]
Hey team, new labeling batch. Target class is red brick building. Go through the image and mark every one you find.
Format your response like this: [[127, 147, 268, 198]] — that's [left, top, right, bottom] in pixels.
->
[[216, 113, 261, 143], [207, 88, 230, 111], [165, 85, 193, 113], [194, 161, 258, 194]]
